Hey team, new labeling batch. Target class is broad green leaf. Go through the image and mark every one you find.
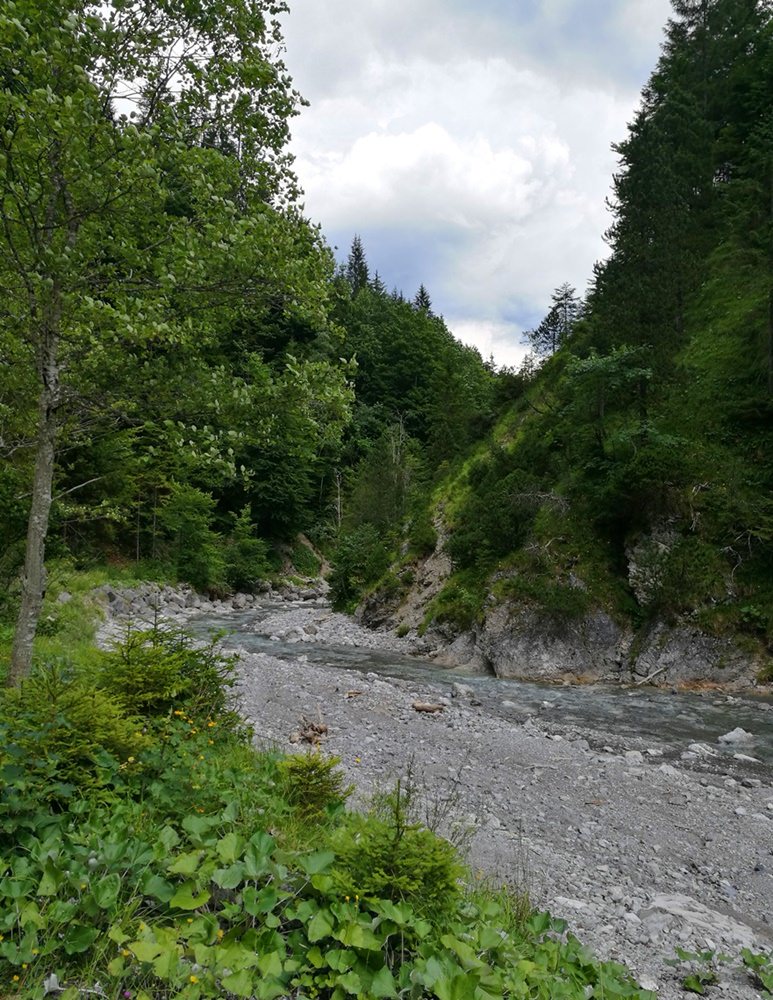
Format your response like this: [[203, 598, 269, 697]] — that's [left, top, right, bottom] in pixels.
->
[[182, 814, 218, 842], [307, 908, 335, 942], [325, 949, 355, 972], [158, 826, 180, 852], [258, 950, 283, 978], [169, 884, 211, 910], [130, 940, 163, 963], [221, 970, 254, 997], [153, 946, 180, 980], [255, 979, 287, 1000], [336, 970, 363, 995], [64, 924, 99, 955], [143, 874, 175, 902], [212, 862, 245, 889], [37, 861, 63, 896], [94, 873, 121, 909], [216, 832, 243, 864], [168, 850, 204, 875], [108, 924, 129, 945], [298, 850, 335, 876], [440, 935, 486, 970], [371, 965, 397, 998], [336, 921, 383, 951]]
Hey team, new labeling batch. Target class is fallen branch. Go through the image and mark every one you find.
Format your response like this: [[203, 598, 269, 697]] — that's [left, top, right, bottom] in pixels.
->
[[635, 666, 667, 687], [289, 716, 329, 745]]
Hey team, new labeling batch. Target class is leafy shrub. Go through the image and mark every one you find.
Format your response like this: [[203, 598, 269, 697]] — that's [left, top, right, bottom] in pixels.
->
[[0, 661, 148, 790], [98, 624, 237, 717], [278, 751, 351, 820], [423, 572, 486, 633], [330, 781, 464, 920], [225, 506, 272, 591], [290, 538, 322, 577], [329, 525, 392, 610], [159, 483, 226, 592], [408, 508, 438, 556]]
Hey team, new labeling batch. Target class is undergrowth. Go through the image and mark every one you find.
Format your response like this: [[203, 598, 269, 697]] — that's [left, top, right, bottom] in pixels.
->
[[0, 612, 669, 1000]]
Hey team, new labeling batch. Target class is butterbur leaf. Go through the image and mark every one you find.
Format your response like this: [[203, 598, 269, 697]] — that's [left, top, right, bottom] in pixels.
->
[[143, 874, 175, 902], [336, 970, 363, 995], [212, 862, 245, 889], [371, 966, 397, 998], [130, 940, 163, 963], [153, 946, 180, 980], [257, 950, 283, 978], [216, 832, 242, 864], [298, 850, 335, 876], [221, 970, 254, 997], [94, 872, 121, 909], [169, 884, 211, 909], [255, 979, 287, 1000], [168, 850, 204, 875], [307, 908, 334, 942], [64, 924, 99, 955]]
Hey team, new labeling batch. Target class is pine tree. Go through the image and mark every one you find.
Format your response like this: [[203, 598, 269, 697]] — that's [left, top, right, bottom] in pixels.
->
[[414, 284, 432, 314], [346, 235, 369, 295]]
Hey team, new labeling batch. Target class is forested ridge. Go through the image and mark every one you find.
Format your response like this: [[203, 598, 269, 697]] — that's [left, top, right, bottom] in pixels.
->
[[1, 0, 772, 680]]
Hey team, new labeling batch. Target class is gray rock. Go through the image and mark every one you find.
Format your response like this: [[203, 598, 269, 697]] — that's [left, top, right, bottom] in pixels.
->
[[718, 728, 754, 746]]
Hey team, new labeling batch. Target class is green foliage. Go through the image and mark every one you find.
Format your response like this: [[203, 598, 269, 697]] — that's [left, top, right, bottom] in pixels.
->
[[329, 525, 392, 611], [97, 625, 236, 718], [290, 539, 322, 578], [225, 507, 272, 592], [423, 572, 487, 634], [330, 780, 464, 920], [159, 485, 226, 593], [741, 948, 773, 997], [0, 661, 148, 790], [0, 609, 659, 1000], [278, 751, 352, 820]]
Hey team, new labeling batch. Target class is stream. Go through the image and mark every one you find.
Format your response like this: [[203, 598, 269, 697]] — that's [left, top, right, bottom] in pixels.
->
[[189, 598, 773, 769]]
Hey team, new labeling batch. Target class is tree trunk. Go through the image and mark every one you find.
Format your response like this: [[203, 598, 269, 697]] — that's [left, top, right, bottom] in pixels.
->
[[7, 316, 60, 686]]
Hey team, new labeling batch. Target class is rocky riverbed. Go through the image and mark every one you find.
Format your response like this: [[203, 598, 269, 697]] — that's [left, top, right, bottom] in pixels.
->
[[98, 584, 773, 999]]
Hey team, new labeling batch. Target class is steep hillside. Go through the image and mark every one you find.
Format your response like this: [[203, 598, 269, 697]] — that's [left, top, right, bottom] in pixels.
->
[[358, 0, 773, 690]]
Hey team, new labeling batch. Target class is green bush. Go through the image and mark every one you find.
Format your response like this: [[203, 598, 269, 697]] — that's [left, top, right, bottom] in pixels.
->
[[278, 751, 351, 820], [329, 525, 392, 610], [330, 781, 464, 920], [159, 483, 226, 592], [225, 506, 272, 592], [98, 624, 237, 717], [0, 661, 148, 790]]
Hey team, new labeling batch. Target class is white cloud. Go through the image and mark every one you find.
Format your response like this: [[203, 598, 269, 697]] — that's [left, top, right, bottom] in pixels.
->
[[281, 0, 674, 364]]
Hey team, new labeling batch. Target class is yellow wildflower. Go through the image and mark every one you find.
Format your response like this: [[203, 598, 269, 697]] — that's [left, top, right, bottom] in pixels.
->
[[189, 975, 198, 984]]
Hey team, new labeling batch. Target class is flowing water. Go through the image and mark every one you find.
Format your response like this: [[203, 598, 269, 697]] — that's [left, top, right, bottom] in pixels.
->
[[190, 601, 773, 768]]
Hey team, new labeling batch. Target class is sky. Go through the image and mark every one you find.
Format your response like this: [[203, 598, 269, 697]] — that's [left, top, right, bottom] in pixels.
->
[[280, 0, 674, 368]]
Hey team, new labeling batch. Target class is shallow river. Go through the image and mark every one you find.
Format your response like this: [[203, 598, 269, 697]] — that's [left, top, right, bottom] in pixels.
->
[[190, 601, 773, 768]]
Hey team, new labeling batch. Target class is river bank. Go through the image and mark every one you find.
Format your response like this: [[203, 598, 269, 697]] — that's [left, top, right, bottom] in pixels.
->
[[97, 585, 773, 999]]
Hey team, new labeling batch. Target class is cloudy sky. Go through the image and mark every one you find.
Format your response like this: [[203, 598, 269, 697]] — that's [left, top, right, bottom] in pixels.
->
[[281, 0, 673, 367]]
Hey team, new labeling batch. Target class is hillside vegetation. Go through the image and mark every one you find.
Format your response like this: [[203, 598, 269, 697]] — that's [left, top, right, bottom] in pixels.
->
[[346, 0, 773, 680]]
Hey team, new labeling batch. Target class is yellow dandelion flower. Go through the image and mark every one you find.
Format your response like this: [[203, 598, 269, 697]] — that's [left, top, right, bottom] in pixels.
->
[[12, 975, 19, 982], [31, 950, 38, 956], [189, 975, 198, 983], [208, 740, 214, 745], [21, 964, 27, 970], [122, 950, 131, 957], [207, 721, 216, 728], [127, 756, 135, 763], [344, 895, 350, 902]]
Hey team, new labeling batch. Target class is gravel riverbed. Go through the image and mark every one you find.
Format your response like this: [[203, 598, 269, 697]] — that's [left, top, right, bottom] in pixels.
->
[[100, 586, 773, 999]]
